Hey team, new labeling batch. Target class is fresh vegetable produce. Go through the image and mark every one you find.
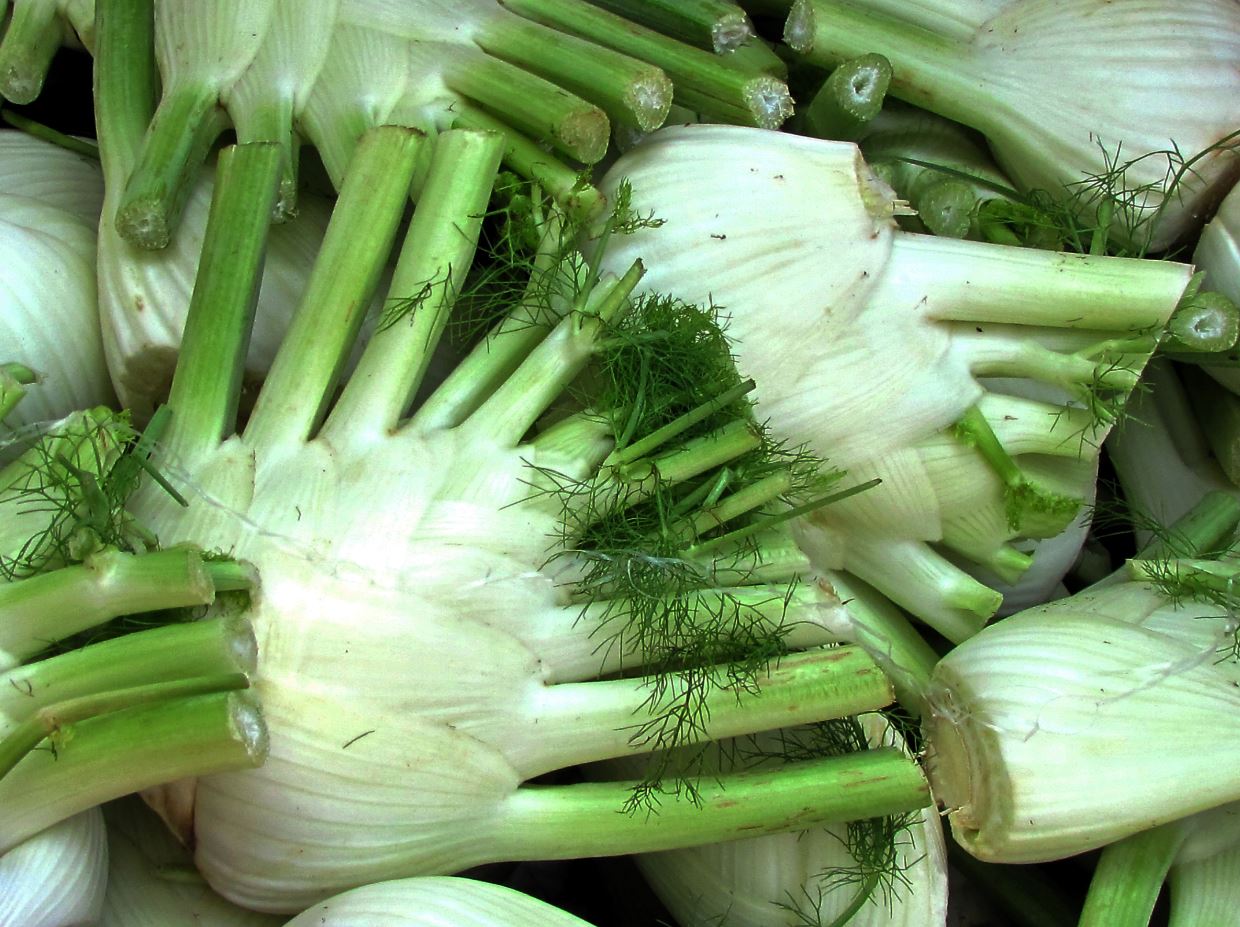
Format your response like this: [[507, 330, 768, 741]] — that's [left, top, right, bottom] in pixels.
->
[[103, 0, 791, 249], [0, 131, 111, 433], [594, 123, 1193, 641], [924, 496, 1240, 865], [0, 809, 107, 927], [783, 0, 1240, 252]]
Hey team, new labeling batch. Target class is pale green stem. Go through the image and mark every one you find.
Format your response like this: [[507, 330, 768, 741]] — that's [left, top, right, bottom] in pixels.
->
[[0, 690, 266, 853], [954, 405, 1081, 535], [467, 261, 646, 446], [1164, 291, 1240, 354], [515, 646, 893, 774], [0, 547, 239, 669], [0, 672, 249, 779], [475, 13, 672, 133], [784, 0, 982, 126], [440, 51, 609, 164], [801, 54, 891, 141], [242, 126, 424, 450], [585, 0, 755, 54], [608, 379, 756, 465], [838, 533, 1000, 642], [322, 130, 503, 441], [0, 0, 61, 103], [231, 95, 300, 220], [163, 143, 282, 461], [0, 109, 99, 158], [0, 615, 255, 733], [961, 330, 1146, 395], [450, 104, 605, 220], [500, 0, 793, 128], [0, 363, 36, 422], [824, 570, 938, 715], [409, 209, 579, 434], [1079, 825, 1187, 927], [884, 234, 1190, 332], [93, 0, 158, 180], [491, 747, 930, 860], [115, 88, 229, 249]]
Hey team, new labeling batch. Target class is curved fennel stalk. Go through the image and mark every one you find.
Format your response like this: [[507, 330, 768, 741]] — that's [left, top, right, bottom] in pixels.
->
[[111, 115, 927, 911], [596, 124, 1190, 642], [784, 0, 1240, 253], [0, 809, 107, 927]]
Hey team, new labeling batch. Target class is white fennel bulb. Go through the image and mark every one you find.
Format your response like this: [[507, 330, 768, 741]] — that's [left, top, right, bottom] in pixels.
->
[[0, 139, 114, 434], [595, 124, 1190, 641], [924, 569, 1240, 863], [0, 809, 107, 927], [785, 0, 1240, 253], [283, 877, 598, 927], [121, 126, 929, 912]]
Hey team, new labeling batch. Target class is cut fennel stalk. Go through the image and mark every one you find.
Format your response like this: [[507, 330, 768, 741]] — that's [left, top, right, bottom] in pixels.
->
[[104, 102, 927, 914], [595, 124, 1191, 643], [783, 0, 1240, 253]]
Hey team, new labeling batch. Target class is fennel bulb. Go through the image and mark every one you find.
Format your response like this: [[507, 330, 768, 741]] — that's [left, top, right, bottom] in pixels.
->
[[0, 132, 113, 434], [107, 0, 790, 247], [0, 809, 106, 927], [1193, 181, 1240, 394], [283, 877, 598, 926], [118, 124, 928, 912], [595, 124, 1190, 642], [923, 560, 1240, 863], [784, 0, 1240, 253], [101, 798, 284, 926]]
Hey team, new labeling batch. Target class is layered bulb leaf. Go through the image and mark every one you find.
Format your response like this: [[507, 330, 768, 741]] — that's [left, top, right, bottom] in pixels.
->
[[784, 0, 1240, 252], [0, 130, 113, 435], [595, 124, 1190, 642]]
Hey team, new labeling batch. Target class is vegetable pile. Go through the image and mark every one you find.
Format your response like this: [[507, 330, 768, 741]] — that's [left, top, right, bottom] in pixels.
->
[[2, 1, 1239, 925]]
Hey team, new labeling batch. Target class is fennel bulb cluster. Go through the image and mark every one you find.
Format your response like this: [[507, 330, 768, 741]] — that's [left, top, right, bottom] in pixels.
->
[[118, 124, 928, 912], [0, 131, 112, 433], [595, 124, 1190, 642], [784, 0, 1240, 252]]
